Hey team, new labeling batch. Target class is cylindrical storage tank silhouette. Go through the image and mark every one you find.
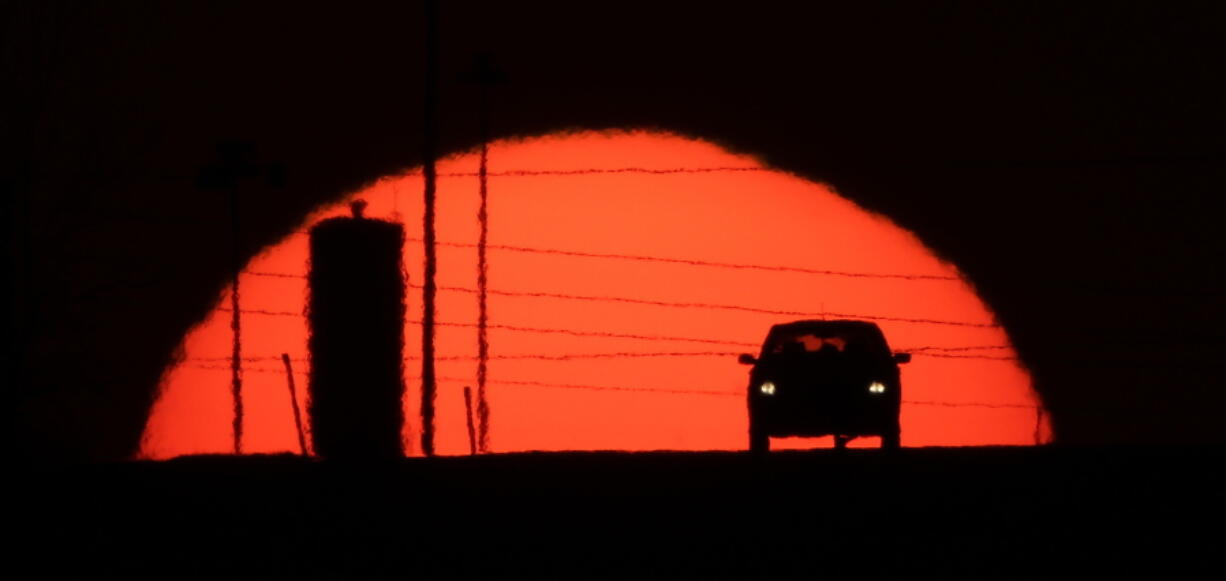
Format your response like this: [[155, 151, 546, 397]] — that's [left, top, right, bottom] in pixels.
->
[[307, 202, 406, 459]]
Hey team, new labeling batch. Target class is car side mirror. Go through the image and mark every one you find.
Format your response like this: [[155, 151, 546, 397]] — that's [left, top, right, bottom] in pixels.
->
[[737, 353, 757, 365], [893, 352, 911, 364]]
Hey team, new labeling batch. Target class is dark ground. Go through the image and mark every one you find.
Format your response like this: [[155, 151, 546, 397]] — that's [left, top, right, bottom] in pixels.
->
[[15, 447, 1223, 577]]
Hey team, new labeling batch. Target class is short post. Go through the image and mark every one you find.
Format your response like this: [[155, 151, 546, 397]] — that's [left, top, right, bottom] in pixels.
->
[[463, 386, 478, 456], [281, 353, 308, 456]]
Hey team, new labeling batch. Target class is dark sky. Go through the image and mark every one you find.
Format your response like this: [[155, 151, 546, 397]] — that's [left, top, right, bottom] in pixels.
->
[[5, 1, 1225, 461]]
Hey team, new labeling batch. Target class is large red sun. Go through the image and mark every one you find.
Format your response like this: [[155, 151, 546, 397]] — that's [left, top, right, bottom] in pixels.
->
[[140, 131, 1049, 458]]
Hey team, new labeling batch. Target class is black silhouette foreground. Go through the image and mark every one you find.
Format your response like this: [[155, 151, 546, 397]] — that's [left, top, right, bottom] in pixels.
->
[[740, 319, 910, 452], [16, 448, 1220, 577], [307, 201, 406, 459]]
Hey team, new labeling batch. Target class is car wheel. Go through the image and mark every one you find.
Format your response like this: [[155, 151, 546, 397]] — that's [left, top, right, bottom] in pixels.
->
[[749, 422, 769, 454], [881, 424, 901, 450]]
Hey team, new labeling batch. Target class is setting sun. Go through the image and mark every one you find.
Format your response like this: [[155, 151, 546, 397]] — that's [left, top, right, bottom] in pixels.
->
[[140, 130, 1048, 458]]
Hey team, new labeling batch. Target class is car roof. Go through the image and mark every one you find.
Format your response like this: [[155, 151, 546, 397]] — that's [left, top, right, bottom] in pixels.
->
[[767, 319, 884, 336]]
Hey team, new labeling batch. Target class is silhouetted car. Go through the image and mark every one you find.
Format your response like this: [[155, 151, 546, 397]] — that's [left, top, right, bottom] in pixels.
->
[[738, 320, 910, 452]]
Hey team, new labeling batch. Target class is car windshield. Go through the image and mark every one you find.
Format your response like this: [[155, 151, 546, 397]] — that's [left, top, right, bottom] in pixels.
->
[[768, 332, 847, 354], [763, 328, 888, 359]]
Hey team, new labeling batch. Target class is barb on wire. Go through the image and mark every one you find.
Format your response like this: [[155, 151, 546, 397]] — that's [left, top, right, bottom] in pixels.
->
[[217, 307, 300, 317], [434, 375, 1039, 409], [455, 322, 760, 347], [405, 351, 741, 361], [265, 239, 961, 282], [247, 271, 305, 279], [437, 376, 742, 397], [212, 308, 1019, 350], [193, 356, 308, 362], [429, 166, 770, 178], [190, 364, 301, 374], [405, 239, 960, 281], [183, 364, 1039, 409], [918, 353, 1019, 361], [903, 400, 1037, 409], [415, 283, 999, 328], [212, 309, 761, 346], [191, 349, 1021, 364]]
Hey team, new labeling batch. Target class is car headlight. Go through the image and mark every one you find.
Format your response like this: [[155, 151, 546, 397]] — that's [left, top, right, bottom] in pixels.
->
[[868, 381, 886, 394], [759, 381, 777, 396]]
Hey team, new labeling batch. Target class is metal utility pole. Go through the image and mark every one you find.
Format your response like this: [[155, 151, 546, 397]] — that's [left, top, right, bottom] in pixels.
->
[[420, 0, 440, 456], [199, 145, 250, 456], [462, 52, 506, 453], [197, 142, 283, 456], [228, 182, 244, 455], [476, 84, 490, 454]]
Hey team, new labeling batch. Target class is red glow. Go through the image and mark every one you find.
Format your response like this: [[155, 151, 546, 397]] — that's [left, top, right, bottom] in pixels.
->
[[140, 131, 1049, 458]]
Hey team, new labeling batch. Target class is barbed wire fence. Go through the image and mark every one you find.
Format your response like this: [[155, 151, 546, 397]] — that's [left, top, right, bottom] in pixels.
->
[[200, 278, 1043, 448], [75, 163, 1053, 451]]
